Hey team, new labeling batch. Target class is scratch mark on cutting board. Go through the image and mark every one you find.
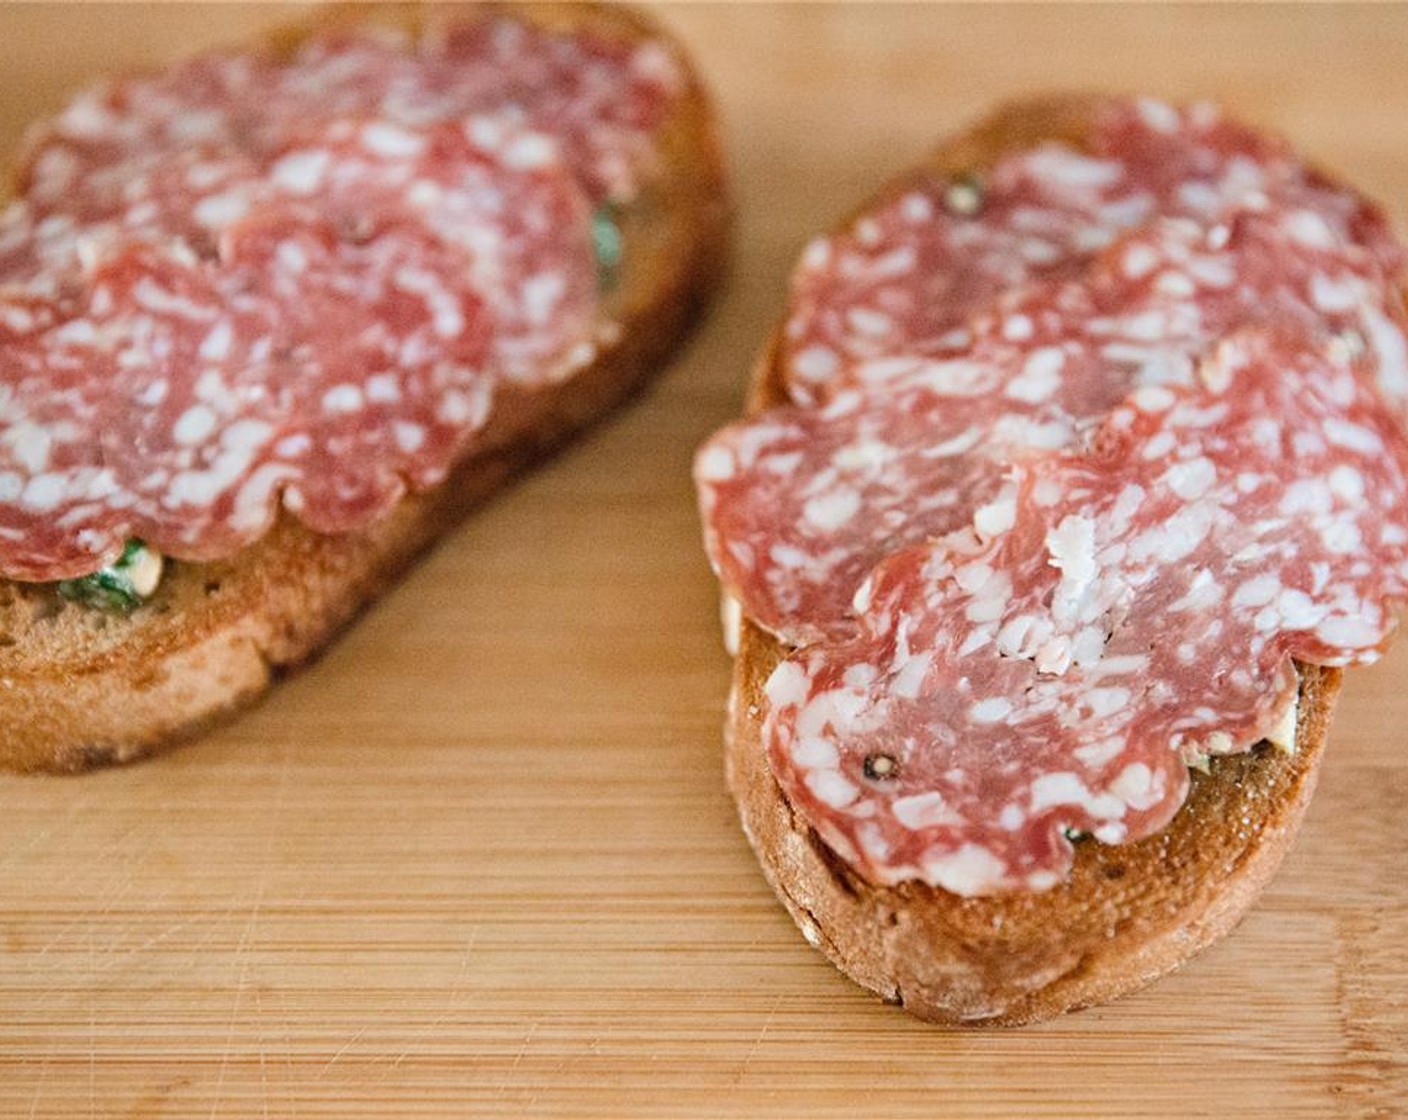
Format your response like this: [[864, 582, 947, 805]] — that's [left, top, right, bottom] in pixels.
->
[[498, 1020, 541, 1092], [207, 746, 288, 1119], [316, 1025, 370, 1081], [257, 980, 271, 1120], [28, 908, 199, 999], [25, 1056, 49, 1119], [207, 870, 269, 1118], [379, 926, 482, 1075], [734, 994, 783, 1084], [0, 792, 93, 877], [26, 821, 146, 973]]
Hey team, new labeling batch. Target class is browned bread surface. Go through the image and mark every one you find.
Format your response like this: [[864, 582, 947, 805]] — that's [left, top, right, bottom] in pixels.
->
[[0, 1, 729, 773], [730, 618, 1336, 1026], [726, 94, 1343, 1026]]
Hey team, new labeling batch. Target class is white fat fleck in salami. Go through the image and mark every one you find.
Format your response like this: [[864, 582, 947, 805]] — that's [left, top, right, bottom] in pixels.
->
[[764, 335, 1408, 893], [0, 15, 681, 578]]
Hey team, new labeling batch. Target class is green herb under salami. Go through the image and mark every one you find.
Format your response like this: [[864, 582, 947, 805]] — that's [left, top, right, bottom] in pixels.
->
[[593, 205, 623, 289], [56, 541, 163, 612]]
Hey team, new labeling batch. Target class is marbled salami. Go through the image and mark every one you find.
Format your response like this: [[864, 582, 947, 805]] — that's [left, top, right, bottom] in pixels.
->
[[781, 100, 1406, 409], [0, 14, 679, 580], [701, 205, 1407, 644], [696, 99, 1408, 894], [763, 333, 1408, 894]]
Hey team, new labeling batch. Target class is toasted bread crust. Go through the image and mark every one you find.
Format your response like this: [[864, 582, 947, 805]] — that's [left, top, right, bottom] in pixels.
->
[[730, 619, 1336, 1026], [0, 1, 728, 773], [725, 95, 1342, 1025]]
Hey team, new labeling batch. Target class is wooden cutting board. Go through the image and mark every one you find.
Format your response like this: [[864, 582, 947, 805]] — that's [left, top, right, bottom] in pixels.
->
[[1, 5, 1405, 1117]]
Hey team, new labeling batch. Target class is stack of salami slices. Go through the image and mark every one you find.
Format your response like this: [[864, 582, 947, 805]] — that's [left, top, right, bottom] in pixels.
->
[[697, 98, 1408, 926], [0, 10, 683, 580]]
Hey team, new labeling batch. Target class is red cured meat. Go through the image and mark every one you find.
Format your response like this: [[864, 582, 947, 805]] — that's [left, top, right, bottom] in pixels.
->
[[0, 15, 674, 580], [764, 333, 1408, 894], [781, 100, 1406, 410], [0, 115, 591, 576], [695, 99, 1408, 895], [700, 206, 1407, 644], [18, 15, 680, 212]]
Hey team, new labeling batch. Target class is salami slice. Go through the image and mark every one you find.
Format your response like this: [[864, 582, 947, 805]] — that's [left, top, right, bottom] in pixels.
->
[[781, 99, 1406, 410], [0, 13, 678, 580], [764, 332, 1408, 895], [701, 203, 1407, 644], [18, 14, 680, 213]]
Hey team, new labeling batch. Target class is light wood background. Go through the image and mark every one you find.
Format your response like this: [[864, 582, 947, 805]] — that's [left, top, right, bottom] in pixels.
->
[[1, 4, 1406, 1117]]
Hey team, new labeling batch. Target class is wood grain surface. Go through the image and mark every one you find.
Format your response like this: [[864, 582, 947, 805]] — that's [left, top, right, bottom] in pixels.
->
[[1, 4, 1406, 1117]]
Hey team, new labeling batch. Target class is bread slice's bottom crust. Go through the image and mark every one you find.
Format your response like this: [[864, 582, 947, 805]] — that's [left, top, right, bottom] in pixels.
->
[[727, 617, 1338, 1026]]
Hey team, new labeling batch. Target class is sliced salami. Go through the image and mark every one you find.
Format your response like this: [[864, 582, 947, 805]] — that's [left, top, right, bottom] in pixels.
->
[[701, 203, 1407, 644], [781, 99, 1406, 410], [0, 14, 678, 580], [696, 99, 1408, 895], [764, 332, 1408, 894], [18, 14, 680, 213]]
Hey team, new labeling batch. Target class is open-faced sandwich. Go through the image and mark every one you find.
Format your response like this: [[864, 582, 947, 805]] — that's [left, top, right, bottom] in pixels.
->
[[0, 2, 727, 772], [695, 95, 1408, 1024]]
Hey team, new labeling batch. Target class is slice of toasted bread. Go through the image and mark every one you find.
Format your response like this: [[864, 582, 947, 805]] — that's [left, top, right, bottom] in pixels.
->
[[0, 1, 728, 773], [724, 95, 1345, 1026]]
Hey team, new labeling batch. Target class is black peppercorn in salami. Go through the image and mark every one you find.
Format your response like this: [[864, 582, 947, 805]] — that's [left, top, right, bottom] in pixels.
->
[[695, 98, 1408, 894], [0, 14, 681, 580]]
